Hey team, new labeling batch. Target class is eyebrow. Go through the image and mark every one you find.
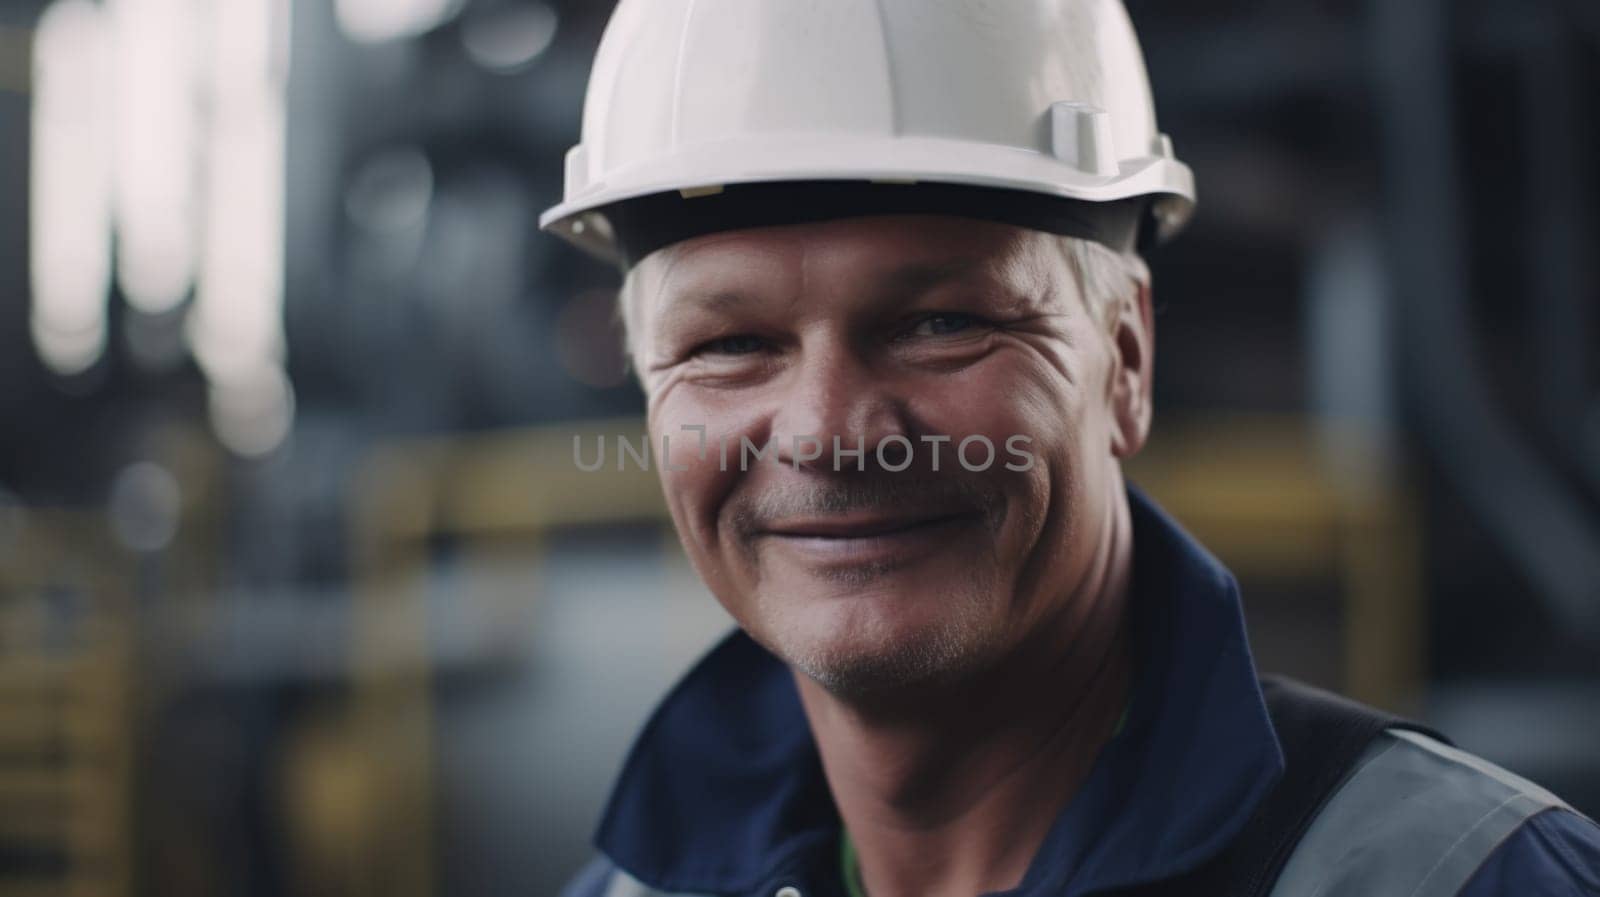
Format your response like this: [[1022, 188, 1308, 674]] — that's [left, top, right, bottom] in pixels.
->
[[662, 289, 749, 317]]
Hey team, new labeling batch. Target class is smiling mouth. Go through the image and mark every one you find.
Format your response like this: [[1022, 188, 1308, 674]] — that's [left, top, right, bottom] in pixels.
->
[[752, 511, 982, 571], [760, 510, 977, 540]]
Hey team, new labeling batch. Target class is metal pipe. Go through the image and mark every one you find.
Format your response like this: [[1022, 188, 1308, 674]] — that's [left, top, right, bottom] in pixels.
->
[[1369, 0, 1600, 634]]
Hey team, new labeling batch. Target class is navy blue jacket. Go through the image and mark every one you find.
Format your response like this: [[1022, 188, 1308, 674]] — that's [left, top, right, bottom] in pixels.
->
[[563, 486, 1600, 897]]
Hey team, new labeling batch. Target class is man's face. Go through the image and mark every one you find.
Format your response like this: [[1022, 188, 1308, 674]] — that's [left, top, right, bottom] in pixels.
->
[[634, 215, 1150, 696]]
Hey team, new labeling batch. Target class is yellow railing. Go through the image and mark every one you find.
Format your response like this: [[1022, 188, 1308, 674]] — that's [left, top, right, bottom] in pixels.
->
[[0, 511, 135, 897]]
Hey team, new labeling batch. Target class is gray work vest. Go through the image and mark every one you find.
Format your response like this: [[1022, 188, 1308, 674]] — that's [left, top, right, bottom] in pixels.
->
[[1265, 727, 1574, 897], [589, 727, 1577, 897]]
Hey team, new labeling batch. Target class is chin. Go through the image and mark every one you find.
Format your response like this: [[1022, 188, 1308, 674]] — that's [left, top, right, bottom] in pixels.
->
[[754, 588, 1004, 699]]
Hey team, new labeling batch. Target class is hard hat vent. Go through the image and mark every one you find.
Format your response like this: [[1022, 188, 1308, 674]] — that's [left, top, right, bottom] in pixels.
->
[[1050, 102, 1120, 178]]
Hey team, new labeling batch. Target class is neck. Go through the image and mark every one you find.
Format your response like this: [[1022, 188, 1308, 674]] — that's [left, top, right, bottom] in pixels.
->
[[793, 486, 1136, 897]]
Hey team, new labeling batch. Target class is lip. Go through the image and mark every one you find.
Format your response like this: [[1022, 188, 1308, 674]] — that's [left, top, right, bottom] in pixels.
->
[[760, 510, 973, 539], [756, 511, 979, 568]]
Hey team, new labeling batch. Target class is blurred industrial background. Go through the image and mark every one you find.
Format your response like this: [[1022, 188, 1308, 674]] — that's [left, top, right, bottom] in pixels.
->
[[0, 0, 1597, 894]]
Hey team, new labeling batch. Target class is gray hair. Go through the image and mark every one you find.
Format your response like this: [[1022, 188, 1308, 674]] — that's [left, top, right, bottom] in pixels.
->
[[1054, 235, 1151, 330], [616, 234, 1148, 367]]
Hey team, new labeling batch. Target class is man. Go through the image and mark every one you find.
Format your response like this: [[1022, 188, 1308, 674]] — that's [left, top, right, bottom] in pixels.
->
[[541, 2, 1600, 895]]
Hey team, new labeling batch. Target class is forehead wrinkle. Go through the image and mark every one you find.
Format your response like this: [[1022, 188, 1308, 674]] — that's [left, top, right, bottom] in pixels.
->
[[858, 233, 1040, 305], [640, 220, 1068, 331], [1009, 232, 1081, 316], [650, 239, 781, 321], [874, 258, 984, 300], [933, 231, 1064, 317], [625, 247, 675, 349]]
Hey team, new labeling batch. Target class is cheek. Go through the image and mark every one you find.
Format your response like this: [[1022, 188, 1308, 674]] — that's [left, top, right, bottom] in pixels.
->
[[648, 389, 767, 588], [907, 352, 1089, 471], [909, 352, 1097, 581]]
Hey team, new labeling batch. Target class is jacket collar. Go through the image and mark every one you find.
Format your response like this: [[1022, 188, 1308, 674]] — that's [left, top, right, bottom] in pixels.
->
[[595, 483, 1285, 896]]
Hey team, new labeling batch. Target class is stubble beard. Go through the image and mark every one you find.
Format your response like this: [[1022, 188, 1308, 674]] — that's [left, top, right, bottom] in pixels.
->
[[753, 556, 1010, 700], [720, 470, 1015, 698]]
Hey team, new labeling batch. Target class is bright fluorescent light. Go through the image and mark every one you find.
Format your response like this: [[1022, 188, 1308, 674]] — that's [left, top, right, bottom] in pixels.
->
[[108, 0, 202, 313], [30, 0, 113, 375], [190, 0, 294, 455], [336, 0, 460, 44], [208, 362, 295, 457], [461, 3, 558, 73]]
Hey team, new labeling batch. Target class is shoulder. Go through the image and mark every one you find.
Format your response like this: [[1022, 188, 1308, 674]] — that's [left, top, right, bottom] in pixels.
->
[[1274, 729, 1598, 897], [1459, 807, 1600, 897]]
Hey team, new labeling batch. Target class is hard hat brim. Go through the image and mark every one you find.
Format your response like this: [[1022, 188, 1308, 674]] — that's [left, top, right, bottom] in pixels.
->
[[540, 134, 1196, 266]]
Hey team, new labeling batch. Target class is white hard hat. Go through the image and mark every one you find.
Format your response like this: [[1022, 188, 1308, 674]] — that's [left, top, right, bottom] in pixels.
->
[[540, 0, 1194, 267]]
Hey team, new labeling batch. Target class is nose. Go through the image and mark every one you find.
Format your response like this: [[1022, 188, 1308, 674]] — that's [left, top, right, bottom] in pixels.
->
[[771, 341, 911, 472]]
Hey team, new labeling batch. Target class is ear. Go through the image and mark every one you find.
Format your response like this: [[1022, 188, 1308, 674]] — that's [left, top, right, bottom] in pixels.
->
[[1107, 280, 1155, 459]]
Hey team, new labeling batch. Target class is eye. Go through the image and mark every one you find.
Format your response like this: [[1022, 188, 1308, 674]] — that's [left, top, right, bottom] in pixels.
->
[[905, 312, 989, 338], [696, 334, 767, 357]]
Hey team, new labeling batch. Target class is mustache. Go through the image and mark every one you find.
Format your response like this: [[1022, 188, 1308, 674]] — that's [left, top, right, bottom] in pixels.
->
[[727, 474, 1005, 539]]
